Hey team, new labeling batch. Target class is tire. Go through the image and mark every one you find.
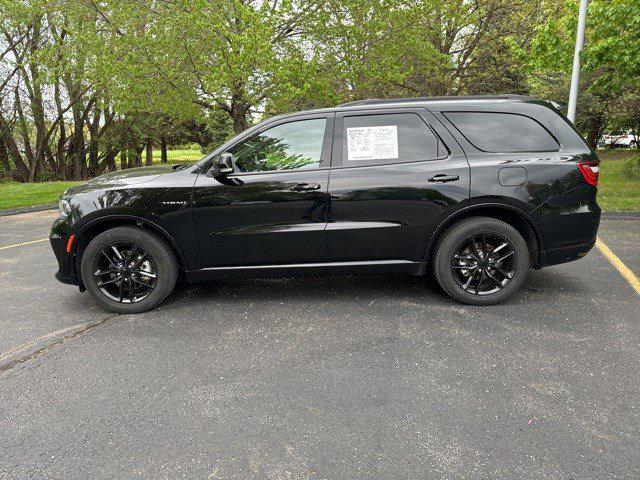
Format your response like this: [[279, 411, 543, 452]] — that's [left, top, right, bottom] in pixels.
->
[[80, 226, 178, 314], [432, 216, 530, 306]]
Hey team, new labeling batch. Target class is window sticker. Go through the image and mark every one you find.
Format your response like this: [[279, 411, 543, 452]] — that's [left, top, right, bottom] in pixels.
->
[[346, 125, 398, 161]]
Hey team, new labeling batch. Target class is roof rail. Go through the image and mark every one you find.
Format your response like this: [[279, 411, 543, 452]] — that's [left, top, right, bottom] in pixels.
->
[[339, 95, 530, 107]]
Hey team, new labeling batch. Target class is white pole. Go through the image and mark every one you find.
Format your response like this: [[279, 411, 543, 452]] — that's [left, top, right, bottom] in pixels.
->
[[567, 0, 589, 123]]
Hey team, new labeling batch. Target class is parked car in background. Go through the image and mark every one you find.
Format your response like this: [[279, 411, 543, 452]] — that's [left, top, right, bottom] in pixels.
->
[[601, 130, 638, 148], [50, 95, 601, 313]]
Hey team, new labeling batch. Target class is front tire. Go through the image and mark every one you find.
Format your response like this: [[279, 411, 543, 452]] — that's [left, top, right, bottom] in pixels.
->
[[433, 216, 530, 306], [80, 226, 178, 313]]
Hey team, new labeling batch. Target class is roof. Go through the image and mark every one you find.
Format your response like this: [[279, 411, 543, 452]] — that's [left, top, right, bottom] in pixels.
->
[[337, 95, 531, 110], [258, 95, 538, 125]]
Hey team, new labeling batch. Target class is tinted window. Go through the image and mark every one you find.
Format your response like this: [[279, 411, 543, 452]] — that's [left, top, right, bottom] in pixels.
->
[[444, 112, 559, 153], [342, 113, 442, 165], [228, 118, 326, 172]]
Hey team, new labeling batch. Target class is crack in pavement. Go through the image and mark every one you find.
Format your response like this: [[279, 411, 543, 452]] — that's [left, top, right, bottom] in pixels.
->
[[0, 314, 118, 374]]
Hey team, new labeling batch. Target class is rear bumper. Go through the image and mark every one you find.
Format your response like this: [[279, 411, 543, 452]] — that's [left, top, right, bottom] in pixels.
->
[[536, 207, 600, 268], [538, 240, 596, 268]]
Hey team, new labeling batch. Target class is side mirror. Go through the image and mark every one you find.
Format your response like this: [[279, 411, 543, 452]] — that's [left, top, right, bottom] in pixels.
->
[[217, 153, 234, 175], [207, 152, 234, 177]]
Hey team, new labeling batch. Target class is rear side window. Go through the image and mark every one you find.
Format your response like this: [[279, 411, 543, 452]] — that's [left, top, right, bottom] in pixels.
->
[[342, 113, 443, 165], [444, 112, 559, 153]]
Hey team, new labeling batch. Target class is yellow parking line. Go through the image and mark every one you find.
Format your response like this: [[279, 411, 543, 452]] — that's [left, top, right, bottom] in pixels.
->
[[0, 238, 48, 250], [595, 237, 640, 296]]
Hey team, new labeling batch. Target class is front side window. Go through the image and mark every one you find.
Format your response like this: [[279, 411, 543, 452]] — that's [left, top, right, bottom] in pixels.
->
[[342, 113, 443, 165], [228, 118, 327, 173], [444, 111, 560, 153]]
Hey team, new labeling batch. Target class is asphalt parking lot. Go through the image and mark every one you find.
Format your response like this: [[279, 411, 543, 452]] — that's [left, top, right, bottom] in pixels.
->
[[0, 210, 639, 479]]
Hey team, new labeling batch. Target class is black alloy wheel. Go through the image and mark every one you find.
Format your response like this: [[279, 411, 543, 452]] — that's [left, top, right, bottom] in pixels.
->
[[433, 216, 530, 305], [81, 226, 178, 313], [92, 243, 157, 304], [450, 233, 516, 295]]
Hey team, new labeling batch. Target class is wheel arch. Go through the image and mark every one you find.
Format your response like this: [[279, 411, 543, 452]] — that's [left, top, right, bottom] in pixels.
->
[[71, 214, 187, 283], [422, 203, 545, 269]]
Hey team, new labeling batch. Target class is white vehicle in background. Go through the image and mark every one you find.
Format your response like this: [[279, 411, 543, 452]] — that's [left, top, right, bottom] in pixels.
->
[[601, 130, 638, 148]]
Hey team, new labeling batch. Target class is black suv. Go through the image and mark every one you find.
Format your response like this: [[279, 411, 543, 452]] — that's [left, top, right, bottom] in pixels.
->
[[51, 95, 601, 313]]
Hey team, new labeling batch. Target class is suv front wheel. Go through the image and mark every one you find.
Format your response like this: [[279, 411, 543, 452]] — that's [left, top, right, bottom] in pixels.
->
[[80, 226, 179, 314], [433, 216, 530, 305]]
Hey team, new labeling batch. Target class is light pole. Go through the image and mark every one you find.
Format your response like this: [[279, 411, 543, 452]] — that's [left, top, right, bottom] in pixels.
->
[[567, 0, 589, 123]]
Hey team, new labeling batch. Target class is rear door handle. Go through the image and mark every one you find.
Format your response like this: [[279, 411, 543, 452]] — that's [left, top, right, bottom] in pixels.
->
[[428, 174, 460, 183], [290, 182, 322, 191]]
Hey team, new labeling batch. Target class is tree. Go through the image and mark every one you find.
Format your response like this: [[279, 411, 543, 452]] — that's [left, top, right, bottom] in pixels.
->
[[519, 0, 640, 148]]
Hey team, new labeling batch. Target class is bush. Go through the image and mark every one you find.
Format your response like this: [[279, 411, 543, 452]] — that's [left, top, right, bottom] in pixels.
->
[[621, 156, 640, 180]]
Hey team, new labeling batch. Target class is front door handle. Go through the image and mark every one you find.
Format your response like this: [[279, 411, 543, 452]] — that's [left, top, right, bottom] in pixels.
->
[[290, 182, 322, 191], [428, 174, 460, 183]]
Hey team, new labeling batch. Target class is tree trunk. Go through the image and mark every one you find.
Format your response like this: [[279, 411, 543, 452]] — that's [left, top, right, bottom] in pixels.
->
[[72, 125, 86, 180], [160, 135, 168, 163], [130, 146, 143, 168], [120, 148, 128, 170], [0, 110, 30, 181], [230, 103, 249, 134], [145, 138, 153, 166], [87, 107, 101, 177], [104, 145, 117, 172], [0, 138, 10, 177], [586, 114, 605, 150]]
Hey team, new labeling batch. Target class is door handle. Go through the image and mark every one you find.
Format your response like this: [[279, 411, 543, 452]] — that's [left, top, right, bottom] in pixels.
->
[[428, 174, 460, 183], [290, 183, 322, 191]]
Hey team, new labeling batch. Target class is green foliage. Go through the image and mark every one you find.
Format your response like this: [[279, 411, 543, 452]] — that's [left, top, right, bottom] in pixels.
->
[[621, 155, 640, 180], [1, 0, 639, 184], [598, 150, 640, 211], [518, 0, 640, 146]]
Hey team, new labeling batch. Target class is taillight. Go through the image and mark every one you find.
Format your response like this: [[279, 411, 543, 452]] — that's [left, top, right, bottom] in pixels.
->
[[577, 161, 599, 186]]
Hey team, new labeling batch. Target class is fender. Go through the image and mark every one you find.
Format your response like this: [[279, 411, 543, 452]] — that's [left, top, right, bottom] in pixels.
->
[[420, 201, 546, 270], [70, 212, 190, 271]]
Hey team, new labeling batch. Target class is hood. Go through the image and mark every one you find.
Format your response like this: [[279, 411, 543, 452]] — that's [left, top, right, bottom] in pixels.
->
[[64, 164, 183, 195]]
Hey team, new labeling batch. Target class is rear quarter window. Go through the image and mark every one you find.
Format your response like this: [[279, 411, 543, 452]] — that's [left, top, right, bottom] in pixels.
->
[[444, 111, 560, 153]]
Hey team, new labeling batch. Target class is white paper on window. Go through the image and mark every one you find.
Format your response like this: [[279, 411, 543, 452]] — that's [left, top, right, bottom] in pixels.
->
[[346, 125, 398, 161]]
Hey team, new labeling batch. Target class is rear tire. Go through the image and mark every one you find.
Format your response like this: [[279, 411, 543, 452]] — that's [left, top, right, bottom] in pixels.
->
[[80, 226, 178, 313], [433, 216, 529, 306]]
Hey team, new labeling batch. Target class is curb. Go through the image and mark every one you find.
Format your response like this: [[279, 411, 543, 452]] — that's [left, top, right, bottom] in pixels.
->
[[0, 204, 57, 217]]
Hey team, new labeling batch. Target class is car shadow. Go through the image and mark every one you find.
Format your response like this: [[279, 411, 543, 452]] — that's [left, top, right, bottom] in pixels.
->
[[163, 265, 594, 311], [169, 273, 443, 305]]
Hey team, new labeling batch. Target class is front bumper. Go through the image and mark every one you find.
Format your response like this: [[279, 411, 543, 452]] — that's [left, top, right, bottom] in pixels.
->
[[50, 218, 80, 286]]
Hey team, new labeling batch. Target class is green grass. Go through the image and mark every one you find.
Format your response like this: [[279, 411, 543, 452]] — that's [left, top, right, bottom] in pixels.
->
[[0, 180, 82, 209], [0, 148, 204, 210], [151, 148, 205, 164], [597, 149, 640, 212], [0, 148, 638, 211]]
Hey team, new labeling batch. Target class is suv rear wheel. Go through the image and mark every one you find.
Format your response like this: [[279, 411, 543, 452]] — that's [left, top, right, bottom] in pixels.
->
[[80, 226, 178, 314], [433, 216, 529, 305]]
